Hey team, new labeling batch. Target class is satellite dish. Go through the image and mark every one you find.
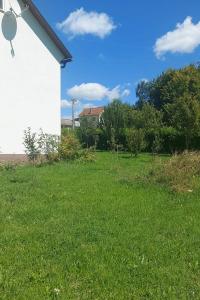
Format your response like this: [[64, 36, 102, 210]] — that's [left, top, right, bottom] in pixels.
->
[[2, 10, 17, 41]]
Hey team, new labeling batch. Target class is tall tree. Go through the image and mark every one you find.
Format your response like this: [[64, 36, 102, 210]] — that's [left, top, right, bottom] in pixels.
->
[[135, 80, 152, 108]]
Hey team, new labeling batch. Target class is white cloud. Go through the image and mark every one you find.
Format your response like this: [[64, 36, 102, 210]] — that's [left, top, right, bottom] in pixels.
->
[[61, 99, 71, 108], [57, 7, 116, 39], [154, 17, 200, 58], [68, 83, 107, 100], [121, 89, 131, 97], [107, 85, 121, 100], [67, 83, 130, 101]]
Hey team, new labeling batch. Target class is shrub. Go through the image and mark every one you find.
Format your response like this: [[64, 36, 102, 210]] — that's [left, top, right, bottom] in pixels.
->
[[59, 132, 81, 160], [0, 162, 16, 172], [151, 133, 162, 155], [38, 130, 60, 162], [23, 127, 40, 161], [126, 128, 145, 157], [78, 148, 96, 163], [23, 128, 96, 165], [148, 151, 200, 192], [24, 128, 59, 163], [59, 133, 96, 162]]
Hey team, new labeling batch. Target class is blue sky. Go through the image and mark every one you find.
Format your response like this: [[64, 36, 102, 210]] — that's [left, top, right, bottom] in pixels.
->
[[34, 0, 200, 118]]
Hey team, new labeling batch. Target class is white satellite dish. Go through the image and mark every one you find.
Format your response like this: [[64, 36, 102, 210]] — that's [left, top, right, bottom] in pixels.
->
[[2, 10, 17, 41], [1, 2, 29, 40], [4, 10, 16, 19]]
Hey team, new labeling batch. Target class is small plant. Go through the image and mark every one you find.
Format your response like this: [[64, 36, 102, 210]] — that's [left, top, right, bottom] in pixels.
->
[[38, 130, 60, 163], [23, 128, 59, 163], [23, 127, 40, 161], [0, 162, 16, 172], [78, 148, 96, 163]]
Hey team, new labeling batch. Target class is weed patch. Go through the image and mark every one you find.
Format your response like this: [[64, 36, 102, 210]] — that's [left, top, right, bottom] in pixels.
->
[[145, 152, 200, 193]]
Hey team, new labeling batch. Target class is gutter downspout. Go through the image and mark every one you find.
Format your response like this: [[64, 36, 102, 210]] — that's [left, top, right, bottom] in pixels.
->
[[60, 58, 72, 68]]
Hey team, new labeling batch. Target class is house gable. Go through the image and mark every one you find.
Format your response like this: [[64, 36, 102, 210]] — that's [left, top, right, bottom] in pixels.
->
[[21, 0, 72, 66], [1, 0, 72, 66], [0, 0, 69, 154]]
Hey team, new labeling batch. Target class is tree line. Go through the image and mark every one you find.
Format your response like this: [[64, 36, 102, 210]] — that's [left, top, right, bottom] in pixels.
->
[[77, 64, 200, 155]]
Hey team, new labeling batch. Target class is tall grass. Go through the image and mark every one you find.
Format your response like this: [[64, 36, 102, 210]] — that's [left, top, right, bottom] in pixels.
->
[[148, 151, 200, 192]]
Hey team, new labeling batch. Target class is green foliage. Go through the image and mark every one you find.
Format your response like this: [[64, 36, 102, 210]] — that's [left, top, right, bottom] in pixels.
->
[[80, 115, 99, 129], [166, 95, 200, 148], [76, 127, 100, 148], [135, 80, 152, 108], [23, 128, 60, 163], [126, 128, 145, 156], [38, 130, 60, 162], [61, 127, 72, 136], [0, 162, 16, 171], [138, 103, 163, 130], [159, 127, 182, 153], [59, 132, 81, 160], [76, 64, 200, 153], [151, 132, 163, 155], [23, 128, 96, 164], [59, 131, 96, 162], [101, 100, 129, 147], [149, 65, 200, 112], [23, 127, 40, 161], [78, 148, 96, 163], [147, 151, 200, 192]]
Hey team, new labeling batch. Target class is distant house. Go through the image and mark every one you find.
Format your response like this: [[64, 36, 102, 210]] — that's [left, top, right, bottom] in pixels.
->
[[79, 107, 104, 128], [0, 0, 72, 156], [61, 118, 80, 129]]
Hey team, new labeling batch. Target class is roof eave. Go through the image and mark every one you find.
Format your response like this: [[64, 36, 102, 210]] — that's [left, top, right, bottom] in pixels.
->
[[22, 0, 72, 64]]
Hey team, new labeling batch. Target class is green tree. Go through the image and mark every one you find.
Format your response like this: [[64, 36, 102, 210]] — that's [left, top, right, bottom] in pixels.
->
[[102, 100, 129, 148], [135, 80, 152, 108], [167, 95, 200, 149], [126, 128, 145, 157], [139, 103, 163, 130]]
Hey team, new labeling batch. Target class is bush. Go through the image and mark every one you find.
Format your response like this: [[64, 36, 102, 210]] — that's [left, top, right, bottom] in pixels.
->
[[59, 132, 96, 162], [23, 127, 40, 161], [78, 148, 96, 163], [24, 128, 59, 163], [58, 132, 81, 160], [148, 151, 200, 192], [126, 128, 145, 156], [0, 162, 16, 172], [38, 130, 60, 162], [23, 128, 96, 165]]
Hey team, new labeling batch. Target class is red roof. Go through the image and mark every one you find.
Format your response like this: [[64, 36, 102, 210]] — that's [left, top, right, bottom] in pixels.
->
[[79, 107, 104, 117]]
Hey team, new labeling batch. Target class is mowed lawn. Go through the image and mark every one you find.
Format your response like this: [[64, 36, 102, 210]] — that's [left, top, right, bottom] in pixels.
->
[[1, 152, 200, 299]]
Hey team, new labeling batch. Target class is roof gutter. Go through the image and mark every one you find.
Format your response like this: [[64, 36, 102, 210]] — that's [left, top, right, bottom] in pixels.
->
[[60, 57, 72, 69]]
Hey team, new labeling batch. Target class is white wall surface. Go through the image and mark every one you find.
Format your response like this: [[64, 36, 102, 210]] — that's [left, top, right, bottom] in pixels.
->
[[0, 0, 64, 154]]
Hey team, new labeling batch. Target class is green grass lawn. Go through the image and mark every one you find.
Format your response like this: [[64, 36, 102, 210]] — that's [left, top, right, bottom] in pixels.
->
[[1, 152, 200, 299]]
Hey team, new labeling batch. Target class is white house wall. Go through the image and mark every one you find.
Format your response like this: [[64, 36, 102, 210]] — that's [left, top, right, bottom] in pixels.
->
[[0, 0, 63, 154]]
